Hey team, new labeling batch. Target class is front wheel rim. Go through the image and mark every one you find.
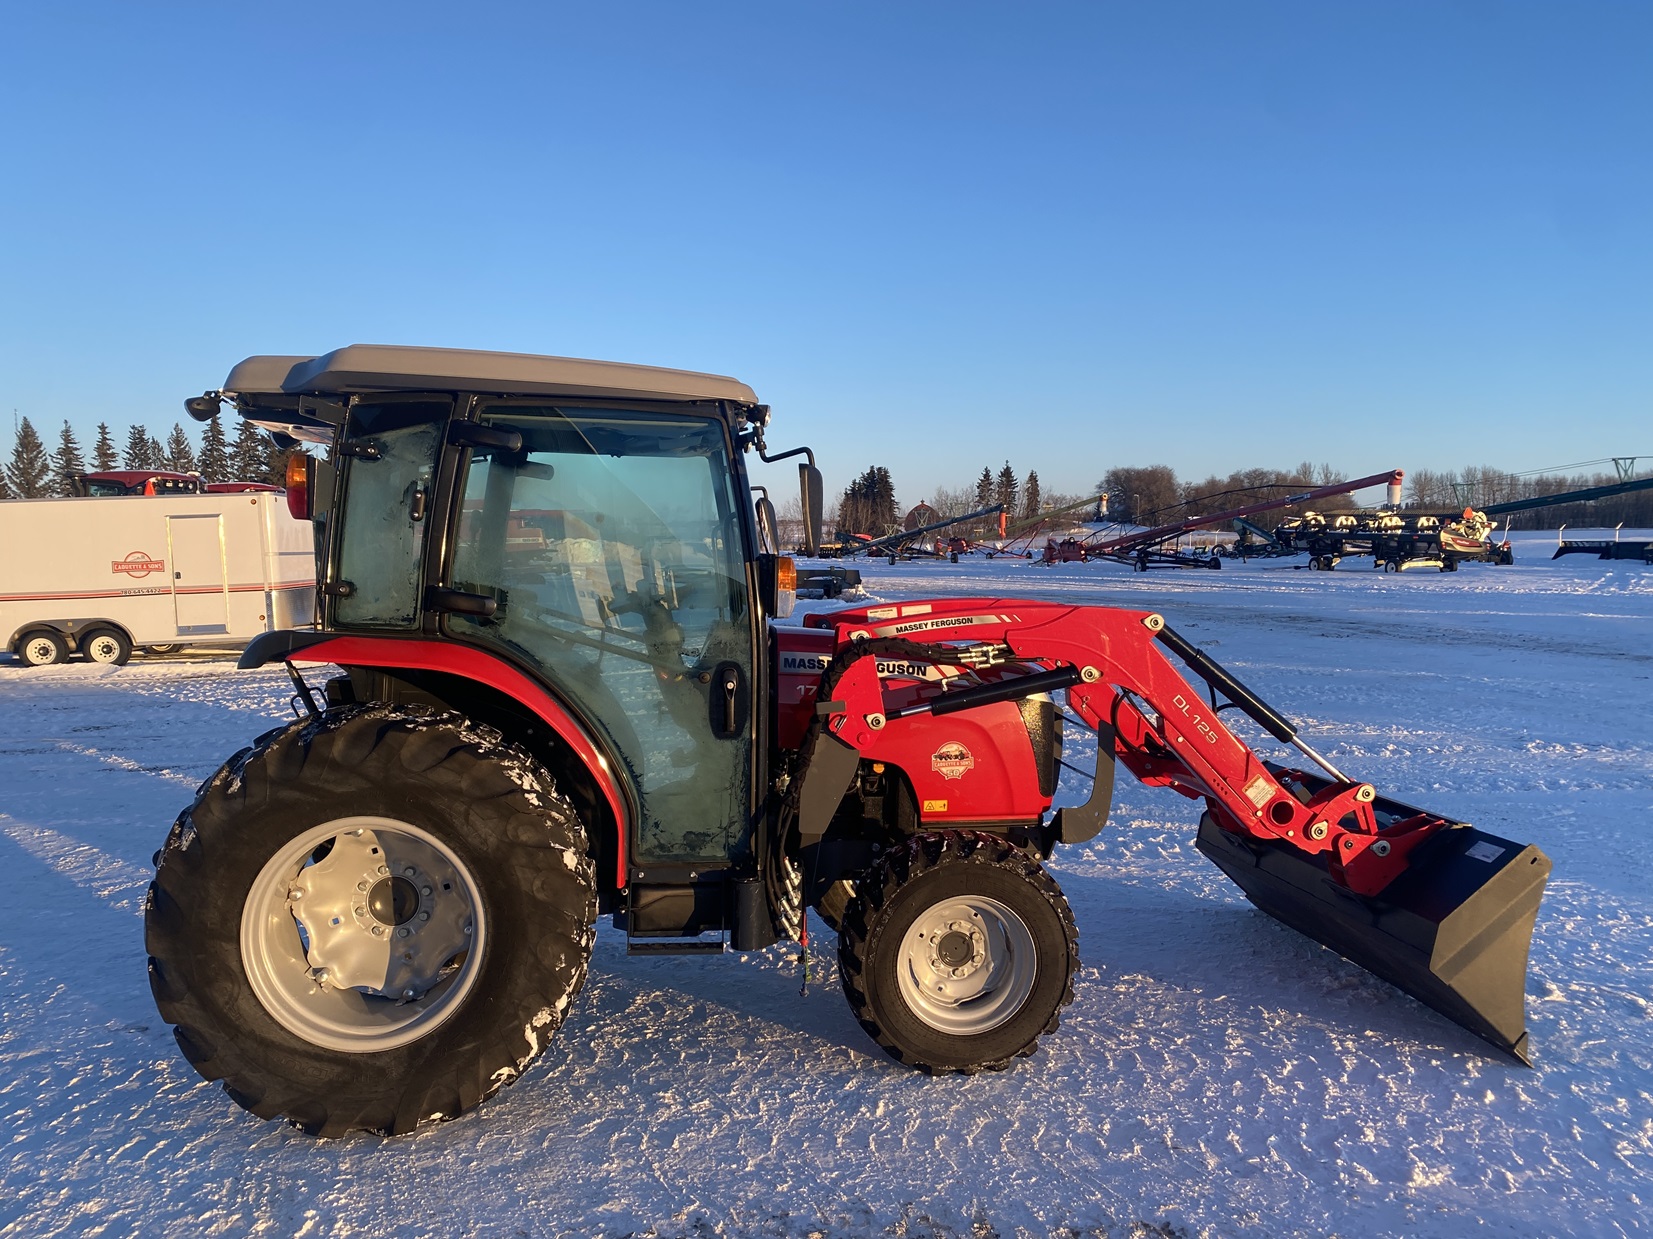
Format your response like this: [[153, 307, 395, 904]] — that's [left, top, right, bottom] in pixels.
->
[[23, 638, 58, 665], [240, 816, 488, 1053], [896, 895, 1037, 1036]]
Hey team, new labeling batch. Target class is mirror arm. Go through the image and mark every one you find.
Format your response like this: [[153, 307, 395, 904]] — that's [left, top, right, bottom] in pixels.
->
[[755, 444, 823, 555], [756, 444, 814, 468]]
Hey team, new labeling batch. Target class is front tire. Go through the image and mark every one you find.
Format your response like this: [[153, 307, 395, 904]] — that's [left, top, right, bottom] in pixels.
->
[[839, 832, 1077, 1073], [145, 705, 597, 1136]]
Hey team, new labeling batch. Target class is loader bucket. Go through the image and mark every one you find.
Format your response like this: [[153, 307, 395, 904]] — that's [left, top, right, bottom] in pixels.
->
[[1196, 809, 1551, 1064]]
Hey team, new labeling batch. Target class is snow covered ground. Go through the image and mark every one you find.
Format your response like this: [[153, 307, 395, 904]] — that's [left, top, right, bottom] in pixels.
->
[[1, 530, 1649, 1238]]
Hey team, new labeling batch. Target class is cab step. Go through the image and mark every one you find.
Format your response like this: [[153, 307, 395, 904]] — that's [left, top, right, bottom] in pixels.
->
[[625, 939, 727, 956]]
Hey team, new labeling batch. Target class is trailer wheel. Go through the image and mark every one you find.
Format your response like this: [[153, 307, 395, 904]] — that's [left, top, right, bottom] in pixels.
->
[[1384, 559, 1400, 573], [144, 644, 180, 656], [145, 705, 597, 1137], [81, 627, 132, 665], [839, 832, 1077, 1073], [18, 630, 68, 667]]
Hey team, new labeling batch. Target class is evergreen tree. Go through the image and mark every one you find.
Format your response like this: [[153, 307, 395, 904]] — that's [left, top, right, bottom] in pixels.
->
[[92, 422, 118, 471], [994, 462, 1018, 516], [1022, 470, 1041, 520], [838, 465, 899, 536], [164, 423, 197, 474], [974, 466, 994, 510], [51, 421, 86, 495], [123, 424, 152, 469], [147, 433, 166, 470], [197, 413, 230, 482], [5, 417, 52, 498], [230, 417, 270, 481]]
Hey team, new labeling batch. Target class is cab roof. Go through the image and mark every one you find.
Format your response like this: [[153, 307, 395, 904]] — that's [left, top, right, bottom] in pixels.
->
[[222, 344, 759, 406]]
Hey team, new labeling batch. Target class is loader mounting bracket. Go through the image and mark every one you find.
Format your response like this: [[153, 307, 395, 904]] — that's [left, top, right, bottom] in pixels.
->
[[1051, 720, 1116, 844]]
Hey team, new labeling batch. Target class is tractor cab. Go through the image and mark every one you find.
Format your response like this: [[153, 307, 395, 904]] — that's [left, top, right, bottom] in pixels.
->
[[204, 345, 822, 930]]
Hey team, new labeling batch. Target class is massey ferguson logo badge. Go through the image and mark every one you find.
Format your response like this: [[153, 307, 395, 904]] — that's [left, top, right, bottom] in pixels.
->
[[930, 742, 975, 781], [112, 551, 166, 578]]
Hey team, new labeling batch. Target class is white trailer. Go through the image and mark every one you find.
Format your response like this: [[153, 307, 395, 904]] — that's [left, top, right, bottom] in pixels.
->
[[0, 492, 316, 666]]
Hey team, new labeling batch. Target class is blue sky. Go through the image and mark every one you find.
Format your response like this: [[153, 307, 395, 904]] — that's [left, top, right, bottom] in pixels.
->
[[2, 2, 1648, 505]]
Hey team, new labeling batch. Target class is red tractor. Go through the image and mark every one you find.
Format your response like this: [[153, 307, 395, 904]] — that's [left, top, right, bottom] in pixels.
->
[[147, 346, 1550, 1137]]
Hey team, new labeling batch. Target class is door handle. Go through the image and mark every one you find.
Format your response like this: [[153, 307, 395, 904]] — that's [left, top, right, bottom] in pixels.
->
[[707, 661, 746, 738]]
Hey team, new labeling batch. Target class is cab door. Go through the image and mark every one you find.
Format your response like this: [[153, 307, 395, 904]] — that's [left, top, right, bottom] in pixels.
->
[[443, 403, 756, 868]]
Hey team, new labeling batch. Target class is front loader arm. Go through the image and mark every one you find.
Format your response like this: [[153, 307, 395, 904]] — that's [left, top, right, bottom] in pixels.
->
[[809, 597, 1451, 897], [806, 596, 1549, 1063]]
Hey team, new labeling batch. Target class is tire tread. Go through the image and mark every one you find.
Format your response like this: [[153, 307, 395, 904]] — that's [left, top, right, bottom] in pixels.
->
[[838, 830, 1078, 1074], [146, 703, 597, 1137]]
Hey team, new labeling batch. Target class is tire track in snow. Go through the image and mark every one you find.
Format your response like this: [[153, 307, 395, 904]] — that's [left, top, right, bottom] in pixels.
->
[[0, 816, 153, 915]]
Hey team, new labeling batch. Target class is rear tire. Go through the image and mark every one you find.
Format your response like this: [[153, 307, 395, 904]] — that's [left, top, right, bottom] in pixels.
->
[[839, 832, 1077, 1073], [81, 627, 132, 665], [18, 630, 67, 667], [145, 704, 597, 1136]]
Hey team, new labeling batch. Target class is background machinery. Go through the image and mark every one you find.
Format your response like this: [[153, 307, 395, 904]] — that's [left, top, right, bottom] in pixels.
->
[[1276, 474, 1653, 571], [146, 350, 1548, 1137], [839, 503, 1006, 562], [1043, 471, 1406, 569]]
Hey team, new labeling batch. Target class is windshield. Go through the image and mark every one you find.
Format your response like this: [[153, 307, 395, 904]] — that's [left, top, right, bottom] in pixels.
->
[[448, 405, 754, 864]]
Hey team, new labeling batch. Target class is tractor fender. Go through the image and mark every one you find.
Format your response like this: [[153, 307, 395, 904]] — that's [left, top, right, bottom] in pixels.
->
[[240, 631, 631, 887]]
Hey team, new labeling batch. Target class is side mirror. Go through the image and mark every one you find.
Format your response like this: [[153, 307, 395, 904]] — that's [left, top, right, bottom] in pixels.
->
[[800, 463, 824, 556], [185, 394, 222, 423], [754, 494, 779, 554]]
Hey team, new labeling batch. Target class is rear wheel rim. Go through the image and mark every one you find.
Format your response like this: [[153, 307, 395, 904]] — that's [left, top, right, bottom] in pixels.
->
[[23, 637, 59, 665], [86, 634, 122, 663], [896, 895, 1037, 1036], [240, 816, 488, 1053]]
